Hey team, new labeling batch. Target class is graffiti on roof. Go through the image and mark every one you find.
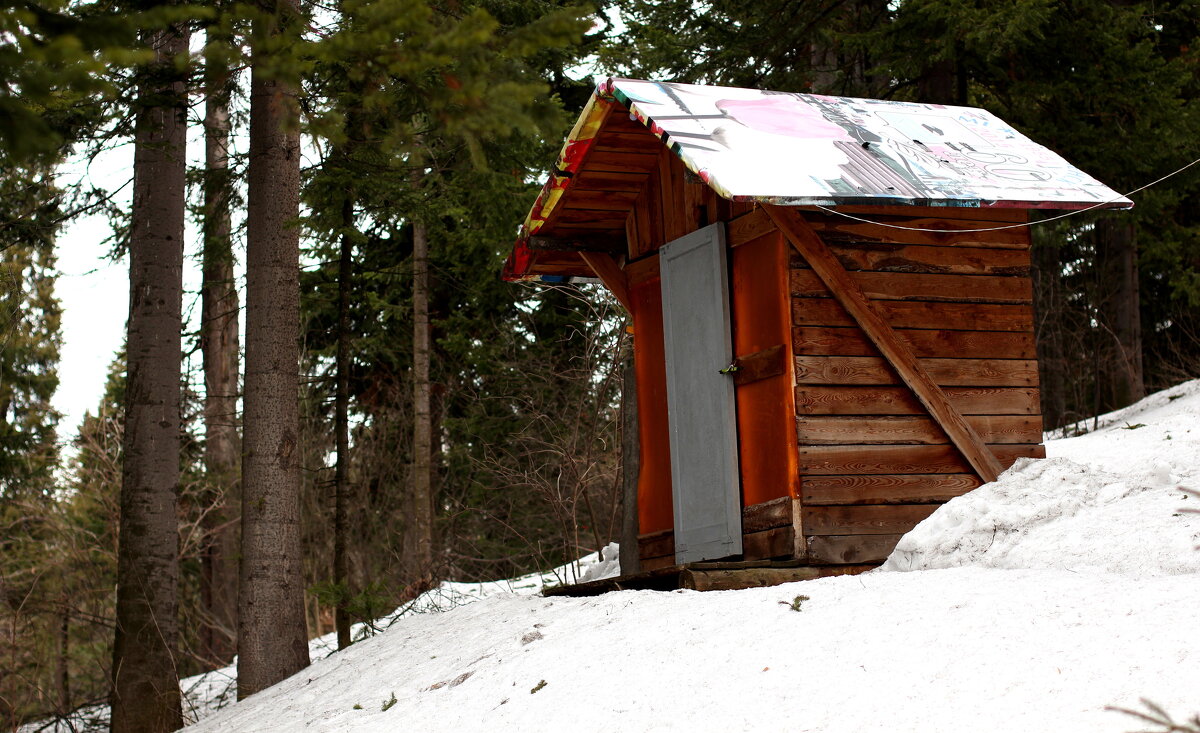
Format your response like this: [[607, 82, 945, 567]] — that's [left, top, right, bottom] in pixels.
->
[[602, 78, 1132, 209]]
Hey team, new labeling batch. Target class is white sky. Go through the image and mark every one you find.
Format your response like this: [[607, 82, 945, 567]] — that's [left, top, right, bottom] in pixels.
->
[[53, 145, 132, 438], [53, 115, 241, 444]]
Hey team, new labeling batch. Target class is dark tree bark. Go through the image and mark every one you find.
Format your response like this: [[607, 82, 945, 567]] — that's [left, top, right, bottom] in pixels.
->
[[917, 60, 952, 103], [111, 24, 187, 733], [199, 22, 240, 669], [333, 194, 353, 650], [1097, 217, 1145, 408], [411, 215, 434, 582], [809, 0, 888, 96], [239, 0, 310, 698], [1032, 236, 1068, 429]]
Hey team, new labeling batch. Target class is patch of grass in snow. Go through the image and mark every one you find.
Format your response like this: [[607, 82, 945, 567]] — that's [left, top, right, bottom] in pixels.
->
[[530, 680, 547, 694], [779, 594, 810, 612], [381, 692, 397, 712]]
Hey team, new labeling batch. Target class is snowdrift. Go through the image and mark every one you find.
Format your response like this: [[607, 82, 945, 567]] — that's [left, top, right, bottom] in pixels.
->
[[29, 382, 1200, 733], [882, 379, 1200, 575]]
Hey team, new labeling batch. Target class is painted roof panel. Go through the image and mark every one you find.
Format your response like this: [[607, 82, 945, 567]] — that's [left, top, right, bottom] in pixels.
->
[[608, 78, 1131, 209], [503, 78, 1132, 281]]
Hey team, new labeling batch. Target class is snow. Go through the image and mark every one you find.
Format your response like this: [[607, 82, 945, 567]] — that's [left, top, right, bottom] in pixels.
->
[[31, 382, 1200, 732], [188, 569, 1196, 733], [882, 379, 1199, 576], [576, 542, 621, 583]]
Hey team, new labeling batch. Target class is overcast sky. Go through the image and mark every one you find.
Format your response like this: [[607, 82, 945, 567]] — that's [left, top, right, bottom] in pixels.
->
[[53, 120, 241, 445]]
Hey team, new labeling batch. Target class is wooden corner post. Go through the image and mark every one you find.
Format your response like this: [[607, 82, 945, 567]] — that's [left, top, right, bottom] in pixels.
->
[[764, 205, 1004, 483]]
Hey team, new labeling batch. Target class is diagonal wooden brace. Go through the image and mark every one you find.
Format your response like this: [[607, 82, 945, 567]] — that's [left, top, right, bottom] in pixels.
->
[[765, 205, 1004, 483], [580, 252, 634, 313]]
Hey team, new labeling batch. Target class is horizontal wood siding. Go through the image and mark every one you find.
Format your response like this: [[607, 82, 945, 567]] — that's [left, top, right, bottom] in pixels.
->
[[796, 414, 1042, 445], [802, 473, 982, 505], [769, 204, 1044, 567], [794, 327, 1034, 359], [794, 385, 1040, 415]]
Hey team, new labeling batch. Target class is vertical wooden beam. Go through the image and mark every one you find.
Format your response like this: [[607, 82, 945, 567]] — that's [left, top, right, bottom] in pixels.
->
[[619, 360, 641, 575], [765, 205, 1004, 483], [580, 252, 633, 312]]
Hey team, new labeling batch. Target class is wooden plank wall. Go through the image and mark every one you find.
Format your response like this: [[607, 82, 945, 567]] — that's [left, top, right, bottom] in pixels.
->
[[621, 139, 1047, 572], [786, 205, 1045, 565]]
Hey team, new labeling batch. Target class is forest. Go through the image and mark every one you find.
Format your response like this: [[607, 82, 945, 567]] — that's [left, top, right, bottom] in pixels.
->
[[1, 0, 1199, 730]]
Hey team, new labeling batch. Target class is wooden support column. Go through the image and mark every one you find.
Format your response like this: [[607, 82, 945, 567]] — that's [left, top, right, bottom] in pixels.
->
[[580, 252, 633, 312], [619, 359, 641, 574], [765, 205, 1004, 483]]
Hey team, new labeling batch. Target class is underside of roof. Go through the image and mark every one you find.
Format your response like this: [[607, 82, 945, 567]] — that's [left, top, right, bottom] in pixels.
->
[[503, 78, 1132, 282]]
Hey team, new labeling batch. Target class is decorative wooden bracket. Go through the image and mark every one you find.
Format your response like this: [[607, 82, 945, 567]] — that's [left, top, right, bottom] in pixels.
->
[[764, 205, 1004, 483], [579, 252, 634, 313]]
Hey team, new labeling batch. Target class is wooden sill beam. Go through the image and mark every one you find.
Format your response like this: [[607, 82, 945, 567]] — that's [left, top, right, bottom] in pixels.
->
[[528, 233, 625, 252], [765, 204, 1004, 483]]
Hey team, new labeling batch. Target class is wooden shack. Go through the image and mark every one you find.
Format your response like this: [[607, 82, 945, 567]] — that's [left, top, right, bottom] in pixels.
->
[[504, 79, 1131, 588]]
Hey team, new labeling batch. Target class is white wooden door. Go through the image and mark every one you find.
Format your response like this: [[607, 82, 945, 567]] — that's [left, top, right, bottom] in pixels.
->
[[659, 223, 742, 564]]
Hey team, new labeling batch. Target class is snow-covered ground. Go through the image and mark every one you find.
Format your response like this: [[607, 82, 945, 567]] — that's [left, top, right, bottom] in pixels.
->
[[32, 382, 1200, 732]]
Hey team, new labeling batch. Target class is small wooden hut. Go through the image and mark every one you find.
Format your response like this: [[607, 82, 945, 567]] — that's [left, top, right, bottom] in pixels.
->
[[504, 79, 1130, 589]]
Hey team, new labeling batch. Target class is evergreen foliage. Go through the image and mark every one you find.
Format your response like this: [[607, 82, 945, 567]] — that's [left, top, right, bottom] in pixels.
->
[[298, 0, 612, 622]]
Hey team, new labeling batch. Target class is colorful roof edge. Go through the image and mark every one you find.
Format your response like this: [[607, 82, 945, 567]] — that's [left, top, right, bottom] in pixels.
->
[[503, 78, 1133, 282]]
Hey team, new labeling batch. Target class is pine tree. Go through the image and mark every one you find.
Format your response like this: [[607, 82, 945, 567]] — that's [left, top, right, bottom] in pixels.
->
[[239, 0, 310, 697], [298, 0, 593, 631], [111, 18, 189, 731], [198, 8, 241, 669], [0, 158, 65, 729]]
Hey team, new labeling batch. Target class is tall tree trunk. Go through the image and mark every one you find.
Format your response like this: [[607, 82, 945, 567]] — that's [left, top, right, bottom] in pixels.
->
[[333, 194, 353, 650], [917, 56, 960, 105], [199, 21, 240, 669], [111, 24, 187, 733], [1097, 217, 1145, 408], [1032, 235, 1068, 430], [412, 215, 434, 583], [239, 0, 310, 698]]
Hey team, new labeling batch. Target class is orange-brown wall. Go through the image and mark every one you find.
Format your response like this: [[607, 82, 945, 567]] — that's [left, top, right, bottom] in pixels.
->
[[629, 274, 673, 534], [624, 149, 801, 542], [730, 230, 800, 508]]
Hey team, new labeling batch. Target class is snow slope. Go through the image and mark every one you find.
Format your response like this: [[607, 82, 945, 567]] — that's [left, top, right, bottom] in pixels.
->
[[881, 379, 1199, 575], [184, 380, 1199, 732], [37, 382, 1200, 732]]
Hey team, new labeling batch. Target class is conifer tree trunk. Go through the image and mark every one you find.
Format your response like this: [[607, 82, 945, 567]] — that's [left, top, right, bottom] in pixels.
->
[[334, 194, 353, 650], [239, 0, 310, 698], [412, 215, 434, 582], [199, 22, 240, 669], [1032, 238, 1068, 429], [1098, 217, 1145, 407], [111, 24, 187, 733]]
